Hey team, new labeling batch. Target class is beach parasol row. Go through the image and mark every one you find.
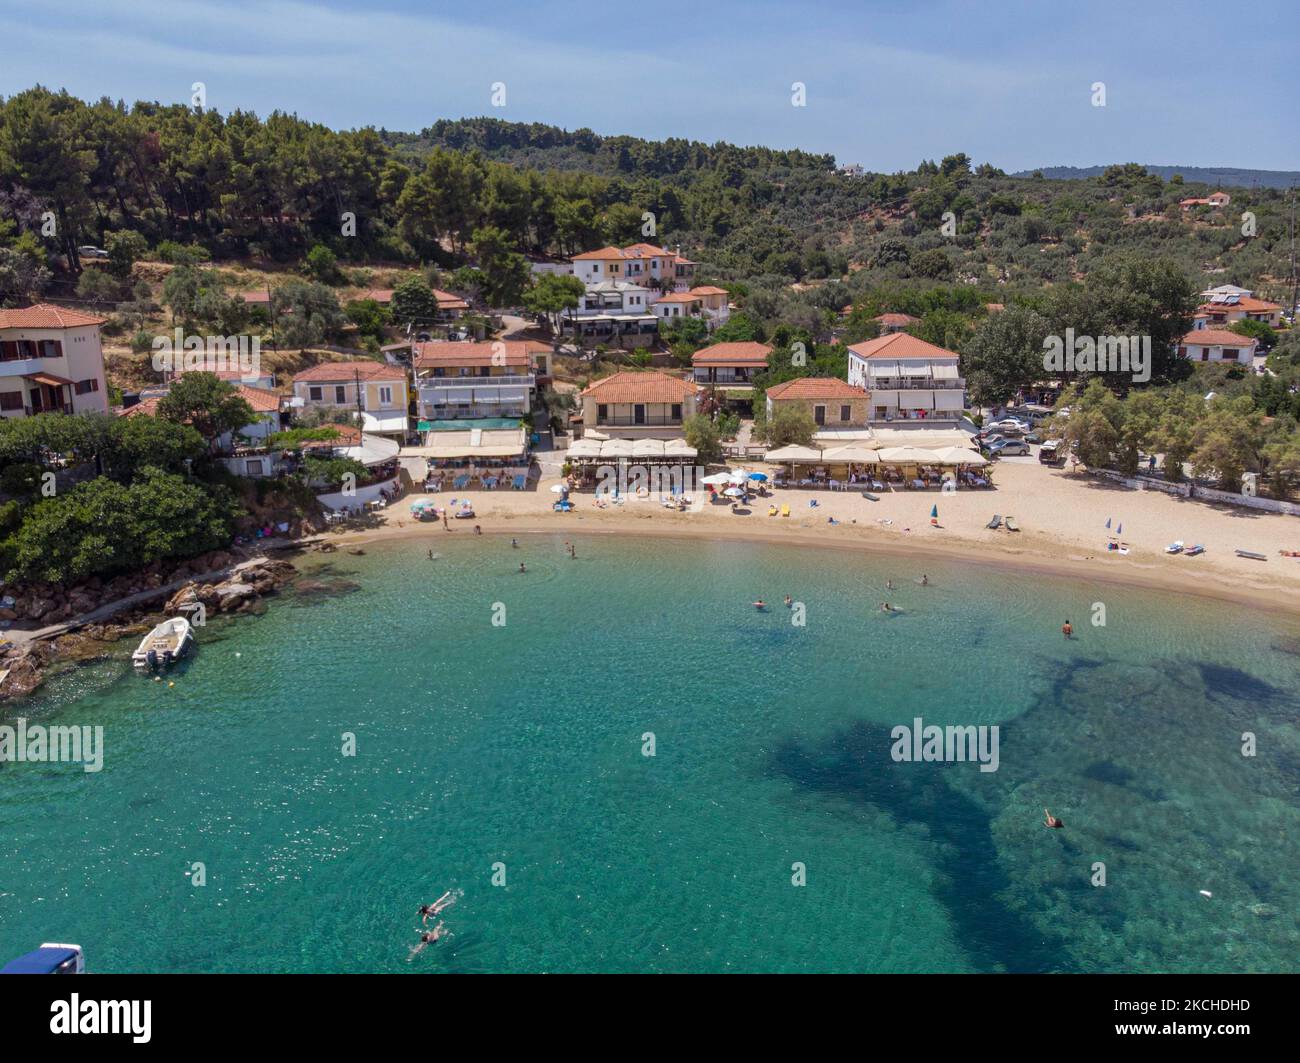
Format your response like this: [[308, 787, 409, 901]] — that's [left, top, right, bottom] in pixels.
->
[[764, 444, 986, 466]]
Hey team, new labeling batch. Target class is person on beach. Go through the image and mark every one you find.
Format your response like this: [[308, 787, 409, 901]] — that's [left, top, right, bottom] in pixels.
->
[[1043, 808, 1064, 829], [1062, 620, 1073, 639], [474, 524, 482, 535], [442, 511, 449, 530]]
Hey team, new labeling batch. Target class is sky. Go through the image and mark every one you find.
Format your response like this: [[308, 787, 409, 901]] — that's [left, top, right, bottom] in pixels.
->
[[1, 0, 1295, 173]]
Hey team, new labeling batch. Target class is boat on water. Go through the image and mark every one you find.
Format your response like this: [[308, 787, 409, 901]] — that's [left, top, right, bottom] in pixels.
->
[[131, 617, 194, 672], [1, 943, 84, 974]]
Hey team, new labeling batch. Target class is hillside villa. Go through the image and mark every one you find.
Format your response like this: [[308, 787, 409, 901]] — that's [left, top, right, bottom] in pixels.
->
[[1193, 288, 1283, 329], [577, 370, 700, 439], [846, 332, 966, 423], [0, 304, 109, 420], [563, 281, 659, 348], [1180, 192, 1231, 210], [290, 360, 410, 439], [874, 312, 918, 333], [571, 243, 695, 290], [764, 377, 872, 434], [1178, 329, 1258, 365], [411, 340, 551, 426], [692, 342, 772, 390]]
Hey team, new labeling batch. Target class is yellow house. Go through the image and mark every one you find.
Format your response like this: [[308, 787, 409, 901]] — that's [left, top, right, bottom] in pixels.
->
[[291, 360, 409, 438]]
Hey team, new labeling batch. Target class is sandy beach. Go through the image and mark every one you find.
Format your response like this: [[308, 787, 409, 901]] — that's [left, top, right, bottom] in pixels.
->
[[329, 460, 1300, 617]]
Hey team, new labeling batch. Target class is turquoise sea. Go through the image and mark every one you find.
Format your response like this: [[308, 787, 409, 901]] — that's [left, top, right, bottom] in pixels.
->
[[1, 534, 1298, 973]]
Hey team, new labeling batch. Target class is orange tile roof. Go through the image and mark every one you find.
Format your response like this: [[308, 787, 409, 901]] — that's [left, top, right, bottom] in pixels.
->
[[573, 242, 679, 263], [580, 370, 698, 404], [766, 377, 869, 401], [412, 341, 531, 369], [692, 342, 772, 366], [848, 332, 959, 360], [119, 384, 280, 417], [1196, 297, 1280, 313], [689, 286, 728, 297], [656, 292, 701, 303], [1181, 329, 1256, 347], [119, 396, 163, 418], [354, 288, 394, 303], [236, 290, 273, 304], [433, 288, 470, 309], [572, 245, 628, 261], [292, 360, 405, 383], [873, 312, 918, 326], [0, 303, 106, 329]]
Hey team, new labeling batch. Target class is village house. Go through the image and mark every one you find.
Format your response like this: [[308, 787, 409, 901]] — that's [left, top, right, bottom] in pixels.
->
[[1193, 287, 1283, 329], [571, 243, 695, 290], [1177, 329, 1258, 365], [121, 381, 284, 476], [1179, 191, 1231, 210], [873, 312, 918, 333], [691, 342, 772, 390], [290, 361, 409, 439], [578, 371, 700, 439], [563, 281, 659, 348], [0, 304, 109, 420], [846, 332, 966, 423], [411, 340, 548, 423], [764, 377, 871, 431]]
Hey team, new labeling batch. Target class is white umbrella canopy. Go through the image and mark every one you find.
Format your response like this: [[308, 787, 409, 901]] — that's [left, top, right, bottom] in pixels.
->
[[723, 487, 745, 497], [701, 472, 734, 485], [600, 439, 635, 458], [821, 444, 880, 463], [765, 444, 823, 462], [632, 438, 665, 458], [728, 468, 750, 483], [931, 446, 988, 466], [663, 439, 697, 458], [877, 446, 942, 464], [549, 483, 569, 493], [566, 438, 602, 459]]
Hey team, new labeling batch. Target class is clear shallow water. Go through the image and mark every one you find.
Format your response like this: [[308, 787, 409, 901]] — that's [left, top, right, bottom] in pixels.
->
[[1, 535, 1298, 973]]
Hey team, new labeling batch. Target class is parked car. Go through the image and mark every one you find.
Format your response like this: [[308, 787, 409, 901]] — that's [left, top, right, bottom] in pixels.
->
[[988, 439, 1030, 457], [77, 245, 109, 259], [1038, 440, 1065, 465]]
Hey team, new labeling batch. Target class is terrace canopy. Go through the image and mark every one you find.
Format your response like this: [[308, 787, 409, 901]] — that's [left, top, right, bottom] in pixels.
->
[[930, 446, 988, 466], [821, 444, 880, 463], [764, 444, 824, 462], [876, 446, 942, 464], [566, 438, 603, 459]]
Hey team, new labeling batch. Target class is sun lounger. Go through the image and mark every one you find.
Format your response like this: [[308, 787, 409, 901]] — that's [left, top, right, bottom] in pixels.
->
[[1005, 516, 1019, 532], [780, 504, 790, 517], [986, 515, 1002, 529], [512, 474, 526, 490], [453, 474, 470, 490], [1185, 544, 1204, 556], [768, 505, 778, 516], [1165, 540, 1184, 554], [1235, 549, 1267, 561]]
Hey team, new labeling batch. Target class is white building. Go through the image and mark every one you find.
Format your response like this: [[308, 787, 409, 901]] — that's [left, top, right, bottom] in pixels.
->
[[412, 341, 543, 423], [846, 332, 966, 423], [571, 243, 696, 291], [0, 304, 109, 419], [563, 281, 659, 348], [1177, 329, 1257, 365]]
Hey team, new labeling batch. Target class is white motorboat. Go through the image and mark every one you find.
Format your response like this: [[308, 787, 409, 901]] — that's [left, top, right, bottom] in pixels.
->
[[131, 617, 194, 672]]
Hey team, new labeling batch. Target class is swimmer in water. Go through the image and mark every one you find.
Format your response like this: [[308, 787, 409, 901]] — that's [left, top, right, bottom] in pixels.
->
[[408, 922, 446, 959], [518, 562, 526, 573], [753, 600, 767, 610], [921, 574, 929, 586], [511, 538, 518, 548], [885, 580, 895, 591], [1062, 620, 1073, 639], [419, 891, 456, 924], [784, 595, 793, 608], [1043, 808, 1064, 829], [880, 602, 893, 613]]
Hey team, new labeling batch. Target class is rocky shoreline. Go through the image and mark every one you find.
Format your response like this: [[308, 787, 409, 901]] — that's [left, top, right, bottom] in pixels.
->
[[0, 553, 298, 701]]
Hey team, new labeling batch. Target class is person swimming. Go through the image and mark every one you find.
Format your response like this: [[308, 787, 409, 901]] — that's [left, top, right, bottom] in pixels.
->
[[518, 562, 527, 573], [753, 600, 767, 610], [1043, 808, 1064, 829], [885, 580, 895, 591], [408, 922, 446, 959], [420, 891, 456, 924], [921, 574, 929, 586], [880, 602, 893, 613], [783, 595, 793, 608], [511, 538, 518, 548], [1062, 620, 1073, 639]]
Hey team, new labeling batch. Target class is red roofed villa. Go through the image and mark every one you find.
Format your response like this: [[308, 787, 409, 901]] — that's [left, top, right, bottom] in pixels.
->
[[578, 370, 700, 438]]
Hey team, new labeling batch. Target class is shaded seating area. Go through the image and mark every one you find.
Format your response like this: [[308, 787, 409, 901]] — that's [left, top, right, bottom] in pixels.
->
[[765, 443, 992, 489]]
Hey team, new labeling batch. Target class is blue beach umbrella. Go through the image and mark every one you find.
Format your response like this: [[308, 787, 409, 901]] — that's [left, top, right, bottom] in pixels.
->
[[1105, 516, 1112, 529], [930, 504, 938, 518], [748, 472, 768, 481]]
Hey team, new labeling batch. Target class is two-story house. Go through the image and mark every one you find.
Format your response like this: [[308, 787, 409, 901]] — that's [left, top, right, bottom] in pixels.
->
[[1193, 292, 1283, 330], [578, 371, 700, 439], [846, 333, 965, 423], [571, 243, 695, 291], [412, 341, 540, 424], [563, 281, 659, 348], [0, 304, 109, 420], [691, 342, 772, 390], [291, 361, 410, 439]]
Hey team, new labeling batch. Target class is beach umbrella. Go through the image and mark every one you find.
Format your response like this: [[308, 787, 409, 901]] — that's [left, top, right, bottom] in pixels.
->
[[1105, 517, 1112, 529], [930, 503, 939, 527], [748, 472, 768, 481], [1117, 523, 1123, 535], [728, 469, 749, 483], [549, 483, 568, 494], [701, 472, 733, 485], [723, 487, 745, 497]]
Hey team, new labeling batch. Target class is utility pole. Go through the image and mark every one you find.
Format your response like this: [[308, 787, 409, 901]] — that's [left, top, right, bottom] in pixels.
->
[[354, 367, 365, 433]]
